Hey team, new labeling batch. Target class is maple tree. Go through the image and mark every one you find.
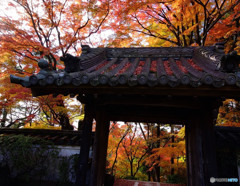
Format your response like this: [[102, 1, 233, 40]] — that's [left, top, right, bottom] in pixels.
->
[[0, 0, 239, 184], [107, 122, 186, 182], [107, 122, 149, 180], [0, 0, 110, 69], [105, 0, 239, 52], [0, 51, 82, 129], [144, 125, 186, 183], [0, 52, 35, 128], [1, 0, 239, 129], [23, 95, 83, 130], [0, 0, 109, 129], [217, 99, 240, 127]]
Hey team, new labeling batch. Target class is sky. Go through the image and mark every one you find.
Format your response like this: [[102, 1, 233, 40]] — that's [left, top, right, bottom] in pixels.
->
[[0, 1, 11, 16], [0, 0, 115, 48]]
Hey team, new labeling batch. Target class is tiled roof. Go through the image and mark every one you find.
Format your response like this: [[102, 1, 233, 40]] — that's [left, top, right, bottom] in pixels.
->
[[10, 44, 240, 88], [0, 129, 94, 146]]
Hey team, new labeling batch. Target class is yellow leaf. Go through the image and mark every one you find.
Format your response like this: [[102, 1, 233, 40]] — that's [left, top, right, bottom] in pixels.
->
[[182, 24, 198, 35]]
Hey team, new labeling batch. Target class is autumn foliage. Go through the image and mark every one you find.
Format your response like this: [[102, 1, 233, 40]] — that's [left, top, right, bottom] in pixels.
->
[[107, 122, 186, 182], [0, 0, 239, 128], [105, 0, 240, 53], [0, 0, 239, 184], [217, 99, 240, 127]]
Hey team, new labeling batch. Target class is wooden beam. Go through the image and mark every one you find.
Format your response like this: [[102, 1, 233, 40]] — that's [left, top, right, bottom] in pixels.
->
[[96, 95, 205, 109], [106, 105, 191, 124], [31, 84, 240, 98], [90, 106, 110, 186]]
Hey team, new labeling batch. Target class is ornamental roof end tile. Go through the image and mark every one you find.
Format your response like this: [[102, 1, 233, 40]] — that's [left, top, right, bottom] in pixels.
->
[[10, 44, 240, 89]]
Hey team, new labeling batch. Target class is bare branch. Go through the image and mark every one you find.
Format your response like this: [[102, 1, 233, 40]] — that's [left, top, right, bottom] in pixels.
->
[[13, 0, 44, 46], [11, 50, 38, 62], [111, 124, 130, 175], [132, 14, 179, 45]]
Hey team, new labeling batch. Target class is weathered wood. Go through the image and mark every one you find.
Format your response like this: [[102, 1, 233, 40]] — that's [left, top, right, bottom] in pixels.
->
[[90, 106, 110, 186], [75, 96, 95, 186]]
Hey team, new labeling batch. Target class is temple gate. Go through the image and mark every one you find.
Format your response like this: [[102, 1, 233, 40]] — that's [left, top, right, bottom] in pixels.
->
[[11, 44, 240, 186]]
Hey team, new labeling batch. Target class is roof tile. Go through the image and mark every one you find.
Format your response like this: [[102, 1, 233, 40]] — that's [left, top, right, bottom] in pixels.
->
[[10, 46, 240, 89]]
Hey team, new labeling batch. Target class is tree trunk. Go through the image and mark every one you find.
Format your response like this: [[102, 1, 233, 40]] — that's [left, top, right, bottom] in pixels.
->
[[59, 113, 73, 130], [130, 161, 134, 178], [156, 124, 160, 182], [1, 108, 7, 128], [170, 125, 175, 175], [57, 99, 73, 130]]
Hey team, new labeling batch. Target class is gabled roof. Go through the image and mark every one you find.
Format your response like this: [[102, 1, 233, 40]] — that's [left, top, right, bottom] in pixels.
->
[[10, 44, 240, 97]]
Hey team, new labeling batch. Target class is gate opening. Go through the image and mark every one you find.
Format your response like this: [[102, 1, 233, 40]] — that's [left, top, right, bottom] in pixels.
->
[[106, 121, 187, 185]]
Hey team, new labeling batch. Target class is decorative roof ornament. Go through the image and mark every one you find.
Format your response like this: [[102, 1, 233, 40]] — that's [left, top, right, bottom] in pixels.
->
[[220, 51, 240, 73], [214, 42, 225, 54], [38, 58, 50, 69], [38, 58, 52, 74], [60, 45, 106, 73], [81, 45, 91, 54], [60, 54, 83, 73]]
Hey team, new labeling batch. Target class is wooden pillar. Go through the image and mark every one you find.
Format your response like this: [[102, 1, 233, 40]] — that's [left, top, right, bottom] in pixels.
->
[[90, 105, 110, 186], [186, 101, 218, 186], [76, 96, 95, 186], [186, 114, 204, 186], [201, 107, 218, 186]]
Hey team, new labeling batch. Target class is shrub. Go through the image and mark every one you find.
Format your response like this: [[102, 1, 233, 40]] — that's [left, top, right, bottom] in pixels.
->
[[0, 134, 59, 182]]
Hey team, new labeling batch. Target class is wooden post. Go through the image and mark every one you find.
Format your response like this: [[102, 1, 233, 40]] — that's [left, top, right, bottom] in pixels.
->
[[186, 115, 204, 186], [90, 106, 110, 186], [201, 107, 218, 186], [186, 102, 218, 186], [75, 96, 95, 186]]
